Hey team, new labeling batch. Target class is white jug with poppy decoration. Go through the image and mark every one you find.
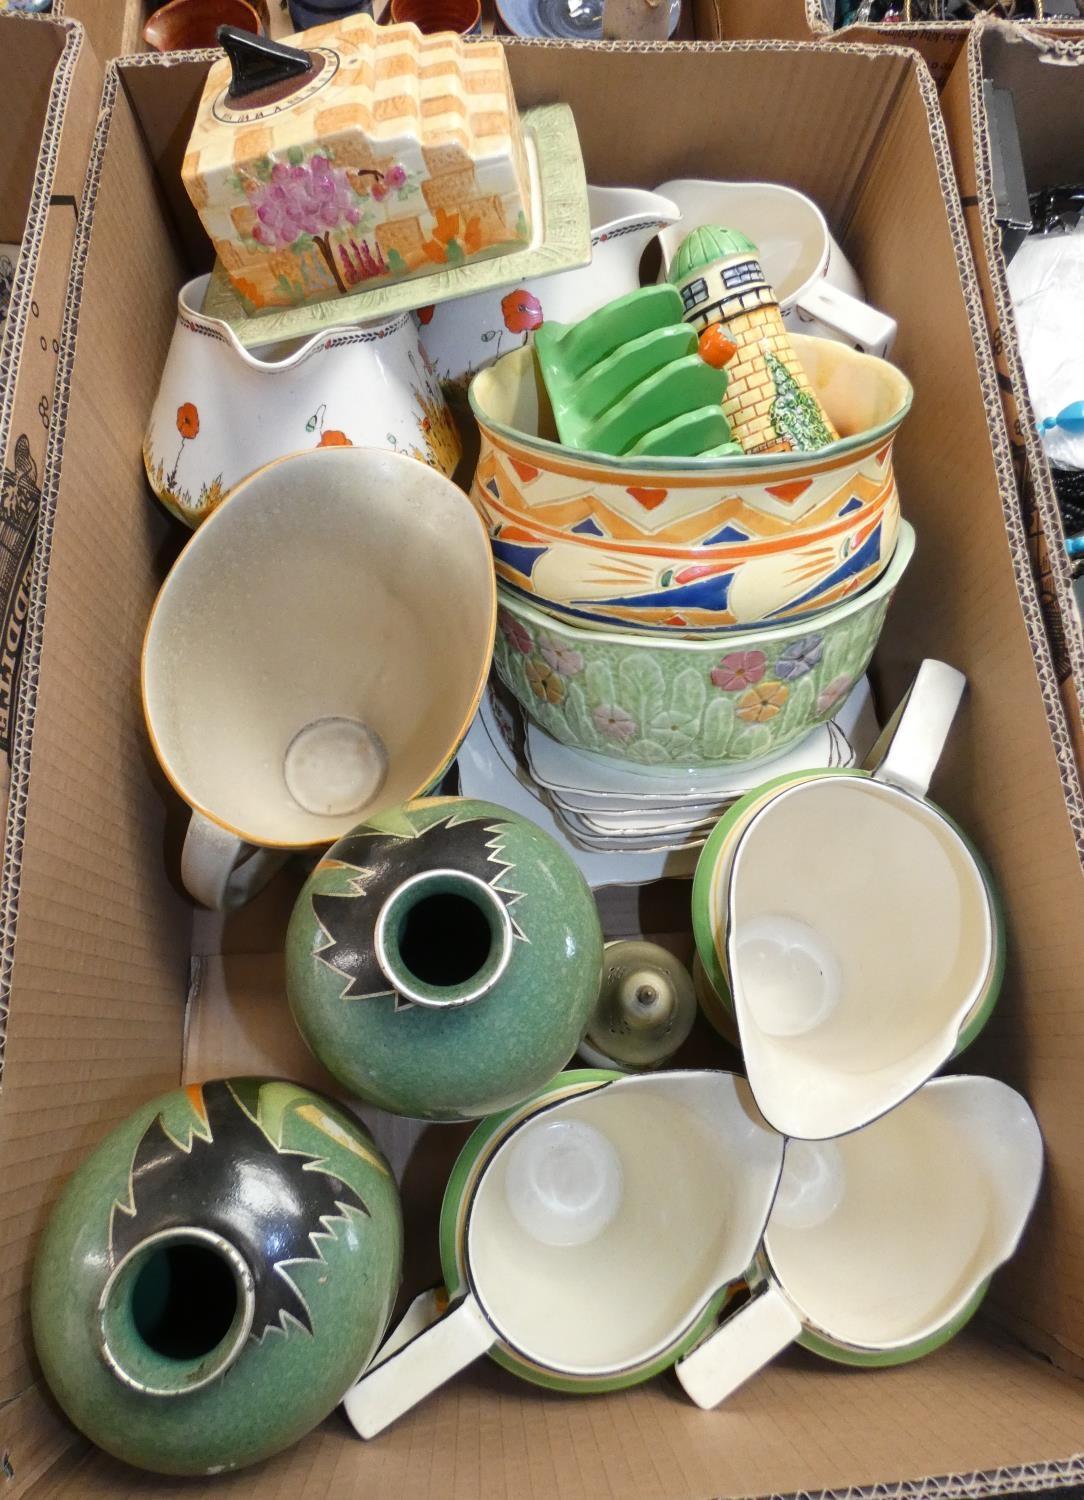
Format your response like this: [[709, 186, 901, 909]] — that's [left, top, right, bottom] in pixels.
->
[[416, 185, 680, 394], [143, 273, 461, 529]]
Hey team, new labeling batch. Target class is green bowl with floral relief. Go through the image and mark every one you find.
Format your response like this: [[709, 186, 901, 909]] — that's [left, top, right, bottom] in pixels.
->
[[492, 522, 913, 770]]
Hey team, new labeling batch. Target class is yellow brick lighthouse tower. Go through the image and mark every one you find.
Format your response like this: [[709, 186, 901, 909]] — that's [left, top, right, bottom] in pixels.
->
[[668, 226, 838, 455]]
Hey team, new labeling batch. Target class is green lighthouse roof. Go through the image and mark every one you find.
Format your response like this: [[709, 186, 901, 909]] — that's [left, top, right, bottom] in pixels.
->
[[668, 225, 760, 284]]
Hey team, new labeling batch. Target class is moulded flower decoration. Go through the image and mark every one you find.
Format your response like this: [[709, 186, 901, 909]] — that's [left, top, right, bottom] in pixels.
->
[[385, 163, 408, 191], [498, 609, 532, 655], [737, 681, 789, 723], [526, 657, 566, 705], [318, 430, 352, 447], [816, 674, 854, 716], [774, 635, 824, 681], [539, 638, 584, 678], [501, 289, 543, 336], [593, 704, 637, 743], [416, 305, 435, 326], [710, 650, 766, 692], [176, 402, 199, 440], [647, 710, 698, 753]]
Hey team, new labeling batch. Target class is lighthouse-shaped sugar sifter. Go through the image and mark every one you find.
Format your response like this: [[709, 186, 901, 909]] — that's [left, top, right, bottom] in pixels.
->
[[668, 225, 838, 455]]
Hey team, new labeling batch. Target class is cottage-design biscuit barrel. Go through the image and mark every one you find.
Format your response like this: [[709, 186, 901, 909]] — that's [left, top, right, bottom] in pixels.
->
[[182, 17, 533, 314]]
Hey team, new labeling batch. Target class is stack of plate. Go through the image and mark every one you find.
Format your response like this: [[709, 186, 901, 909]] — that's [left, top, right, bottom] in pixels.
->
[[457, 676, 878, 886]]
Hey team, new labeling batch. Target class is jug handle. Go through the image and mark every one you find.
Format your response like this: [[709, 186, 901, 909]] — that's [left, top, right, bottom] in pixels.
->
[[792, 281, 898, 359], [181, 812, 289, 911], [344, 1291, 496, 1440], [675, 1283, 803, 1410], [863, 659, 966, 800]]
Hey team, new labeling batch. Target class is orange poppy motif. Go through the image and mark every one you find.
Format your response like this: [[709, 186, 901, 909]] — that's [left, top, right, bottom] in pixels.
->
[[318, 430, 352, 447], [502, 290, 543, 336], [737, 681, 789, 723], [176, 403, 199, 440]]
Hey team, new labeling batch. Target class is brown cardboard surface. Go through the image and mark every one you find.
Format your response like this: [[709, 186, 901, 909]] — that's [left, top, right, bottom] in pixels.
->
[[0, 61, 194, 1408], [13, 1336, 1084, 1499], [707, 0, 820, 40], [702, 0, 1084, 87], [942, 22, 1084, 818], [0, 16, 99, 823], [2, 35, 1084, 1500], [58, 0, 143, 60]]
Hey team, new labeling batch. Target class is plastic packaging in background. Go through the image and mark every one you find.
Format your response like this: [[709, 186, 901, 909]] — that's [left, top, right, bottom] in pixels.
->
[[1006, 217, 1084, 473]]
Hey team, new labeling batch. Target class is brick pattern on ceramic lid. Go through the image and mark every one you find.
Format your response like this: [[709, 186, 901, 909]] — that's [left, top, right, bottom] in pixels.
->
[[182, 12, 533, 313]]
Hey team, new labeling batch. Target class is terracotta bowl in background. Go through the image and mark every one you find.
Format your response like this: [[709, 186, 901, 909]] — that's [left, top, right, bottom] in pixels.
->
[[143, 0, 264, 51], [389, 0, 482, 34]]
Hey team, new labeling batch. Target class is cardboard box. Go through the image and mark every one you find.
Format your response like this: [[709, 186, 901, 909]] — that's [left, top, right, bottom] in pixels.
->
[[943, 19, 1084, 789], [0, 15, 99, 820], [3, 36, 1084, 1500], [709, 0, 1083, 87]]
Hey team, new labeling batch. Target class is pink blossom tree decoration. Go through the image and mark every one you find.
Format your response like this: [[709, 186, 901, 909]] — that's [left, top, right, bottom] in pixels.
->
[[249, 155, 384, 294]]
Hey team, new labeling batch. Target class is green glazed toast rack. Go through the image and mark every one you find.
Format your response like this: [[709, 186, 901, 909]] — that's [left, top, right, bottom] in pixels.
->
[[533, 285, 741, 459]]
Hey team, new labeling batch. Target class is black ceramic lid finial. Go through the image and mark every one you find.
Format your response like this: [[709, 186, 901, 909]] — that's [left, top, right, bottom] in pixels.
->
[[218, 26, 312, 100]]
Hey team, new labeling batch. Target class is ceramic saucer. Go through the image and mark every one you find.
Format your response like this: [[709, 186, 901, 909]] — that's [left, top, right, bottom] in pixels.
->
[[526, 677, 874, 810], [201, 105, 590, 351], [457, 693, 700, 884]]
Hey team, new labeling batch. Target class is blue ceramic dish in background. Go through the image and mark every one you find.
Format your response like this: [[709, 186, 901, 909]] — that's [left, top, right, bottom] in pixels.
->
[[287, 0, 372, 28], [495, 0, 679, 36]]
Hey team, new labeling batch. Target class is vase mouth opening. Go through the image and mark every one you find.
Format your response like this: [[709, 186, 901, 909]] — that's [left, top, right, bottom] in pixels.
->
[[97, 1226, 255, 1397], [375, 868, 515, 1008]]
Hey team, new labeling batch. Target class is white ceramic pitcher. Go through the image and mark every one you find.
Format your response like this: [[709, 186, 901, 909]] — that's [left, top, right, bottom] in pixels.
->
[[676, 1075, 1043, 1406], [692, 661, 1005, 1140], [143, 274, 461, 528], [344, 1069, 783, 1436], [416, 185, 680, 392], [656, 180, 897, 357]]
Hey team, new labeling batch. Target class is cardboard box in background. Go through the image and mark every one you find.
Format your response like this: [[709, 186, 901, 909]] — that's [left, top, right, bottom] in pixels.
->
[[710, 0, 1083, 86], [942, 22, 1084, 782], [0, 16, 98, 813], [2, 37, 1083, 1499]]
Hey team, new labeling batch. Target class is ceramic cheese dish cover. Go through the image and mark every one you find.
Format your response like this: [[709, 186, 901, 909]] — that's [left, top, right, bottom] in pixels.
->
[[286, 796, 604, 1119], [144, 273, 460, 526], [469, 336, 911, 634], [182, 21, 533, 315], [31, 1078, 402, 1476], [345, 1068, 783, 1435]]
